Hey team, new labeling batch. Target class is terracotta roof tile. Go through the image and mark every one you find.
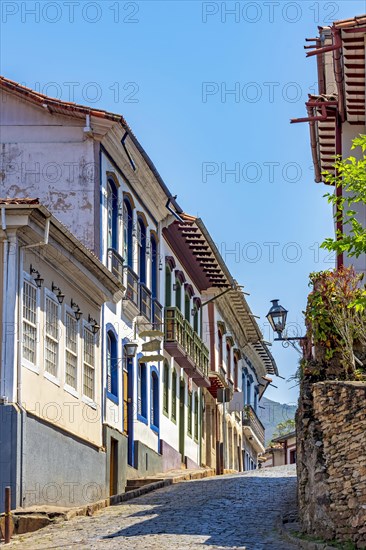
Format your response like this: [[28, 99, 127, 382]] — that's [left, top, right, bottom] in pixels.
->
[[0, 76, 125, 124], [0, 197, 39, 205]]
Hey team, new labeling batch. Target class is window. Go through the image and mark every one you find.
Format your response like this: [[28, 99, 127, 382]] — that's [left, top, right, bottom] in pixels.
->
[[163, 361, 169, 414], [165, 266, 172, 307], [137, 362, 147, 419], [218, 330, 223, 370], [187, 391, 192, 436], [184, 291, 190, 322], [137, 218, 147, 284], [175, 280, 181, 311], [65, 312, 78, 389], [171, 369, 177, 421], [22, 279, 38, 366], [234, 355, 238, 389], [193, 304, 200, 334], [151, 235, 158, 299], [194, 392, 199, 441], [107, 331, 118, 397], [107, 179, 118, 250], [45, 295, 59, 377], [254, 388, 258, 412], [123, 199, 133, 267], [246, 379, 251, 407], [150, 371, 159, 430], [83, 327, 95, 400], [226, 343, 231, 380]]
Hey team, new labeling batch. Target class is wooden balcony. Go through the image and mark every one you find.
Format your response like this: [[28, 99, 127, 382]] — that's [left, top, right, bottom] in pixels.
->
[[139, 283, 152, 321], [107, 248, 124, 285], [125, 266, 139, 307], [152, 299, 163, 330], [242, 405, 265, 452], [164, 307, 210, 387]]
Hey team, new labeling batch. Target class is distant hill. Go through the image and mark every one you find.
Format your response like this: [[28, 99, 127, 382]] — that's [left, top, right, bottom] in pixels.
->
[[257, 397, 298, 445]]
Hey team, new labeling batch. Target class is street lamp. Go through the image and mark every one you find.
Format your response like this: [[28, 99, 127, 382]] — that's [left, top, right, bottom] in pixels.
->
[[266, 299, 305, 354], [124, 341, 138, 359], [30, 265, 44, 288], [266, 299, 288, 339], [88, 314, 100, 335]]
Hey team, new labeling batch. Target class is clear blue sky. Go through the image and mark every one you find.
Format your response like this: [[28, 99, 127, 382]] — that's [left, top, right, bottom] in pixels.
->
[[2, 1, 364, 404]]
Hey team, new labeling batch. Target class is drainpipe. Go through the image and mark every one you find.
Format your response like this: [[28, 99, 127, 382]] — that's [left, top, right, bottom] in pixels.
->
[[331, 27, 345, 122], [306, 104, 322, 183], [22, 218, 50, 249], [335, 113, 343, 269], [0, 207, 9, 398]]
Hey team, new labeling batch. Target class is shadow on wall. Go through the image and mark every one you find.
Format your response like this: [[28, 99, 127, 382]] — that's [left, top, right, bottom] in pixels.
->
[[101, 472, 297, 547]]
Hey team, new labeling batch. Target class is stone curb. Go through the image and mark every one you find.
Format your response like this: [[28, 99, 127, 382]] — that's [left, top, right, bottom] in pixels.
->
[[1, 469, 214, 538], [279, 520, 337, 550]]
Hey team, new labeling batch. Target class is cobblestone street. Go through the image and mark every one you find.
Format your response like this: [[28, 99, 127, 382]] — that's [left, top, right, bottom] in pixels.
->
[[7, 465, 297, 550]]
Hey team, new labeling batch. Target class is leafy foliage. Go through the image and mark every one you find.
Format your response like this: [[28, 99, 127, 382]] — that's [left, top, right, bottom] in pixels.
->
[[321, 135, 366, 311], [272, 418, 296, 440], [305, 267, 366, 379]]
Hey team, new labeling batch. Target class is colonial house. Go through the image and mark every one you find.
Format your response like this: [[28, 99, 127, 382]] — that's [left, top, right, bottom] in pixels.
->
[[292, 15, 366, 278], [161, 213, 278, 473], [262, 431, 297, 468], [0, 199, 124, 511], [0, 76, 184, 492], [0, 77, 280, 508], [208, 284, 277, 472]]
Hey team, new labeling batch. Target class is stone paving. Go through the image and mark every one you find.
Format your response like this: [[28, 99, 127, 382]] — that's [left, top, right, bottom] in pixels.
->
[[6, 465, 298, 550]]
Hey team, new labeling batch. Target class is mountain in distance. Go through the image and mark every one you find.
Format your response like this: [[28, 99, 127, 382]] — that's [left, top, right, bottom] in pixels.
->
[[257, 396, 298, 445]]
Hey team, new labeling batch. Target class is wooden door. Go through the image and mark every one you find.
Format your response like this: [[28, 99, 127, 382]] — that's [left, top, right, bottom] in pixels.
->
[[179, 380, 185, 460], [109, 438, 118, 496], [123, 369, 129, 434]]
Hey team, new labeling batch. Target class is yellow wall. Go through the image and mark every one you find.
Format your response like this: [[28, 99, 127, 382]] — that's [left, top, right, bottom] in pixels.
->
[[20, 252, 103, 448]]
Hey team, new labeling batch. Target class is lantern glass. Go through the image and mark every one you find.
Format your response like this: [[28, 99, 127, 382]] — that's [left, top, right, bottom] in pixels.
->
[[266, 299, 288, 338], [124, 342, 138, 359]]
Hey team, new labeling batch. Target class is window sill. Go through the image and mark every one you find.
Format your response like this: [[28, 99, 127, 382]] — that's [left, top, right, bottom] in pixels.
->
[[44, 371, 60, 387], [137, 413, 148, 425], [107, 391, 119, 405], [82, 396, 97, 409], [150, 424, 159, 435], [171, 416, 177, 425], [64, 384, 79, 399], [163, 409, 169, 418], [22, 361, 39, 375]]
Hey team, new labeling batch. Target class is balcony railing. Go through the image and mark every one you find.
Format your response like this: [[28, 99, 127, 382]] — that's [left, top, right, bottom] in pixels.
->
[[164, 307, 209, 386], [242, 405, 265, 448], [125, 266, 139, 308], [107, 248, 124, 285], [120, 264, 160, 325], [139, 283, 152, 321], [152, 299, 163, 329]]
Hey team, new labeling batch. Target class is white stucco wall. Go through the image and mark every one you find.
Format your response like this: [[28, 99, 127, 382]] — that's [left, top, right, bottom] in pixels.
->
[[0, 92, 97, 251]]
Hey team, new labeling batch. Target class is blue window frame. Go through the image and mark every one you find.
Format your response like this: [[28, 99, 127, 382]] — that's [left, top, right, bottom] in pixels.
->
[[137, 361, 148, 423], [107, 179, 118, 251], [123, 198, 133, 268], [137, 217, 147, 284], [151, 235, 158, 299], [150, 366, 159, 433], [106, 327, 118, 403]]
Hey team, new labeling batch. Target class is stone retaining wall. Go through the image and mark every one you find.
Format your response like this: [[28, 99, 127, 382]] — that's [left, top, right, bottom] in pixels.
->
[[297, 380, 366, 549]]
